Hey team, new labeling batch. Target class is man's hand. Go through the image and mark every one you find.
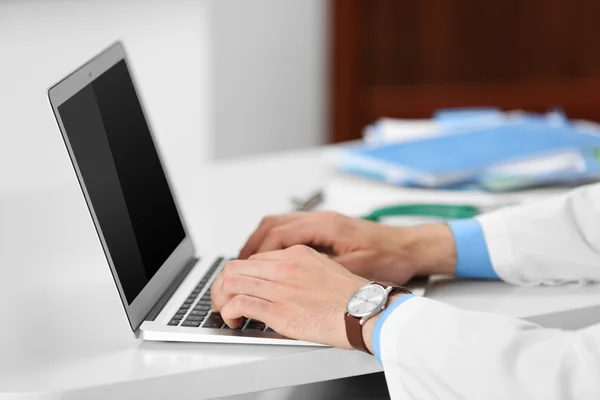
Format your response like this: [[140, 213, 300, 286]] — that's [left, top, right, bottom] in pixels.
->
[[239, 212, 457, 284], [211, 245, 369, 349]]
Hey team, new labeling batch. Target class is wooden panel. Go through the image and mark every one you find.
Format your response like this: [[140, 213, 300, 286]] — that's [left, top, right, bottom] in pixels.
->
[[368, 79, 600, 119], [330, 0, 362, 143], [331, 0, 600, 142], [362, 0, 593, 85], [573, 0, 600, 77]]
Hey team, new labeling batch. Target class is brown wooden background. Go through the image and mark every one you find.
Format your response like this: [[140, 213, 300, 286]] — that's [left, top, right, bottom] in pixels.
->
[[330, 0, 600, 143]]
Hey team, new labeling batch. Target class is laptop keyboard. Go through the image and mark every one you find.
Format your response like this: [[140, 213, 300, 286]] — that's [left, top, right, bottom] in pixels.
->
[[167, 257, 276, 333]]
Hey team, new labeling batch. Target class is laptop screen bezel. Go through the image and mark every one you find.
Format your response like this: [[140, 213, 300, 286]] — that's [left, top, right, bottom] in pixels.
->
[[47, 41, 196, 334]]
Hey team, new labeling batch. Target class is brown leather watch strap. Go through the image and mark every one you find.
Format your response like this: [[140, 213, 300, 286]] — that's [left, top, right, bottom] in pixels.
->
[[344, 281, 412, 354], [375, 281, 413, 295], [345, 312, 370, 353]]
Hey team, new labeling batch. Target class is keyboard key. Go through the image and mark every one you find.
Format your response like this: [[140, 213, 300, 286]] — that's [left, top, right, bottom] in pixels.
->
[[222, 317, 248, 330], [223, 324, 242, 330], [168, 319, 181, 326], [245, 326, 266, 331], [206, 258, 224, 275], [202, 313, 224, 329], [193, 311, 209, 317], [176, 257, 224, 316], [245, 320, 266, 331], [174, 312, 186, 318], [213, 257, 225, 266], [265, 327, 276, 333], [182, 319, 202, 327], [185, 315, 204, 322]]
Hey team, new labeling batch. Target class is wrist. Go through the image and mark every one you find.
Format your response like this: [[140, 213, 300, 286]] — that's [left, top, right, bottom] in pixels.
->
[[407, 224, 456, 276], [361, 293, 405, 355]]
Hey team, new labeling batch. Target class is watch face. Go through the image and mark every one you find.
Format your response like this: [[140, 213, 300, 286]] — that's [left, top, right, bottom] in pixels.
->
[[346, 284, 386, 318]]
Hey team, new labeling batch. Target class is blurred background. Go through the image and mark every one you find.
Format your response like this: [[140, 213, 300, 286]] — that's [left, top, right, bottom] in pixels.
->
[[2, 0, 600, 192], [0, 0, 326, 197]]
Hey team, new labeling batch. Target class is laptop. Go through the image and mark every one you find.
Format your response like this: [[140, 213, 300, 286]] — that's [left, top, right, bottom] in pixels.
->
[[47, 41, 319, 346], [48, 42, 427, 346]]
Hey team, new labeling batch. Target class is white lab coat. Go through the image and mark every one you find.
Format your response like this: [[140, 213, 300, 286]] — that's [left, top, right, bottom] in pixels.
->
[[380, 183, 600, 400]]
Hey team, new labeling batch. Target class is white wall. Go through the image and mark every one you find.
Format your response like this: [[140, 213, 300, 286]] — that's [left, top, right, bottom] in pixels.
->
[[0, 0, 211, 198], [0, 0, 328, 198], [210, 0, 328, 159]]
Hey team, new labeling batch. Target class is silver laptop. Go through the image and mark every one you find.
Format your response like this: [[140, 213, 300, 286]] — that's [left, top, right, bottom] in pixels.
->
[[48, 42, 428, 346], [47, 41, 317, 346]]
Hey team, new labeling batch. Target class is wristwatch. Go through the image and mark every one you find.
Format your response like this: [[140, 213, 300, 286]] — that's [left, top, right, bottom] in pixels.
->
[[344, 281, 412, 353]]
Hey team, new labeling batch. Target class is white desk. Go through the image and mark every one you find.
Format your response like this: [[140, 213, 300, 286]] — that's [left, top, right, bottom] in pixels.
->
[[2, 147, 600, 399]]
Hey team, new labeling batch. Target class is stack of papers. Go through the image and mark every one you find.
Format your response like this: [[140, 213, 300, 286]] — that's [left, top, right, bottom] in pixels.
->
[[336, 108, 600, 192]]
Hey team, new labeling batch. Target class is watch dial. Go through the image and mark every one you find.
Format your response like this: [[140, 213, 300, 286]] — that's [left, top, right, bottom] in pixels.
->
[[347, 285, 386, 317]]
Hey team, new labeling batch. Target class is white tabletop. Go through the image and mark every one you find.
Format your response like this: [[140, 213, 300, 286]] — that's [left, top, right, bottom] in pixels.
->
[[2, 146, 599, 399]]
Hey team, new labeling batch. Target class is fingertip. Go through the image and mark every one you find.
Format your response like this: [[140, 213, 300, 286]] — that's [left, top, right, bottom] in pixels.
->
[[222, 316, 243, 329], [230, 317, 244, 329], [220, 299, 242, 328]]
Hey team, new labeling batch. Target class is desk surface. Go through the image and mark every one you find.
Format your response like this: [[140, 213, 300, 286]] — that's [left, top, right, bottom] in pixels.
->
[[2, 146, 600, 399]]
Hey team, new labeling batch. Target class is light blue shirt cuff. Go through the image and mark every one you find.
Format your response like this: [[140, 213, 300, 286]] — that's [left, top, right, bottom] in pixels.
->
[[372, 294, 415, 364], [448, 219, 499, 279]]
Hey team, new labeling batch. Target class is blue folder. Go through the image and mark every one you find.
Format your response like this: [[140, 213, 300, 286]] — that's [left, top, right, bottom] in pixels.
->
[[341, 119, 600, 187]]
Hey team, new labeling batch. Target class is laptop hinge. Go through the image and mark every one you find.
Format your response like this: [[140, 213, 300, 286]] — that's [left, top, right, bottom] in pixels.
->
[[139, 256, 200, 327]]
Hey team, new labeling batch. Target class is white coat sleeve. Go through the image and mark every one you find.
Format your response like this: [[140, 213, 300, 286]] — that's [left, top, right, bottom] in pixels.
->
[[378, 182, 600, 399], [477, 182, 600, 285], [379, 297, 600, 400]]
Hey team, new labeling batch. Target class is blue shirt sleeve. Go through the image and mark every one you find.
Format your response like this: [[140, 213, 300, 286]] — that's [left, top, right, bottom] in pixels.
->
[[448, 219, 499, 279]]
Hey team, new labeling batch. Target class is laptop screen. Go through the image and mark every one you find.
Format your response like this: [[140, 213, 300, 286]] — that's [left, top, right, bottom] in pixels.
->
[[57, 59, 186, 304]]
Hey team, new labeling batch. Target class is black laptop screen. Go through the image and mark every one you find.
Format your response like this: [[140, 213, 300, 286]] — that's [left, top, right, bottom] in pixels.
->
[[57, 60, 186, 304]]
